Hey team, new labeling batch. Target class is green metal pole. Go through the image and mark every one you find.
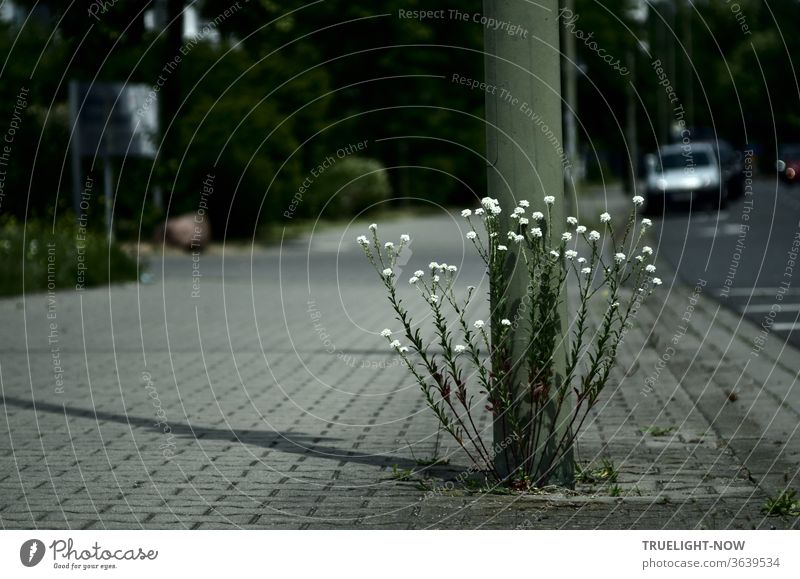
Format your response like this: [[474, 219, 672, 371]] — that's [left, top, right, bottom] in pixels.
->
[[483, 0, 574, 486]]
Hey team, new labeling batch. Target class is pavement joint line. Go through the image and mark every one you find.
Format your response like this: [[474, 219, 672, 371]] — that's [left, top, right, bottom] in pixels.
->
[[739, 303, 800, 314], [718, 287, 800, 297], [770, 323, 800, 332]]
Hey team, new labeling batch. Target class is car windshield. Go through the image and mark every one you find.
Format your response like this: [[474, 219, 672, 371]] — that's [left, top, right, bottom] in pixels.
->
[[658, 151, 712, 170]]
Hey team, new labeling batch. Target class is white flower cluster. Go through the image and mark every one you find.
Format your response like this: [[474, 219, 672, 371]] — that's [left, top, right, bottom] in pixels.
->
[[481, 197, 502, 215]]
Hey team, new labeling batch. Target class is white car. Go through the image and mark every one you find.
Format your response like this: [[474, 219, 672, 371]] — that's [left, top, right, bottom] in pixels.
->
[[644, 143, 726, 212]]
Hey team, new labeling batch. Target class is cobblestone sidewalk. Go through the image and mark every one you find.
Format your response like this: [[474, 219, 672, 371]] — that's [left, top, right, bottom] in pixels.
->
[[0, 210, 797, 529]]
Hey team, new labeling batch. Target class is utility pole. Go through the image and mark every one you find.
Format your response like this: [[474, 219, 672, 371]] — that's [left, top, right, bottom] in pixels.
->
[[562, 0, 579, 202], [625, 49, 638, 194], [483, 0, 573, 486], [682, 0, 694, 129], [626, 0, 649, 193]]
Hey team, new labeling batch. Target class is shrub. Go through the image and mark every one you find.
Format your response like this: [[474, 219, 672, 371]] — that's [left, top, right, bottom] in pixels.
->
[[0, 215, 139, 296], [357, 195, 659, 488], [319, 157, 392, 219]]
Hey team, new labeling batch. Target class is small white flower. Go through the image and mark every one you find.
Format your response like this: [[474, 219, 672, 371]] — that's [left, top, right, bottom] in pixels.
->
[[466, 231, 477, 240], [356, 235, 369, 246], [399, 346, 409, 353], [400, 234, 410, 243], [641, 218, 652, 228], [507, 231, 517, 240], [632, 195, 644, 207], [530, 227, 542, 238], [390, 339, 401, 349], [429, 262, 439, 270], [510, 213, 519, 220], [531, 211, 544, 221], [409, 276, 418, 285], [610, 301, 620, 309], [382, 268, 394, 277], [565, 250, 578, 260], [577, 257, 586, 264], [384, 242, 394, 249], [512, 207, 525, 216], [576, 225, 586, 234], [600, 212, 611, 223], [635, 255, 644, 262], [518, 217, 529, 225], [429, 294, 439, 303], [588, 230, 600, 241], [544, 195, 555, 205], [642, 246, 653, 255], [581, 267, 591, 275], [454, 345, 467, 354], [490, 205, 502, 215], [567, 216, 578, 226], [490, 232, 498, 238], [475, 208, 485, 216], [501, 319, 511, 326], [550, 250, 560, 258], [518, 200, 530, 208], [481, 196, 499, 208], [447, 265, 457, 272], [380, 329, 392, 338], [369, 223, 378, 231], [561, 232, 572, 242], [497, 245, 508, 252], [474, 320, 485, 329], [614, 252, 626, 263], [461, 209, 472, 217], [438, 263, 448, 271], [652, 277, 663, 286], [645, 264, 656, 273], [513, 234, 524, 243], [414, 270, 424, 277], [433, 275, 440, 283]]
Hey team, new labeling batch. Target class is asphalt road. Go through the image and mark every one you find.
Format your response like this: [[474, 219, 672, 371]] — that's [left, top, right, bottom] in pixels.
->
[[653, 177, 800, 348]]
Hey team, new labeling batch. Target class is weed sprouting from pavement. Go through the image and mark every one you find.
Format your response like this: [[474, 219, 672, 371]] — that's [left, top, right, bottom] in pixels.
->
[[642, 425, 677, 437], [761, 490, 800, 517], [575, 458, 619, 484], [358, 196, 658, 487]]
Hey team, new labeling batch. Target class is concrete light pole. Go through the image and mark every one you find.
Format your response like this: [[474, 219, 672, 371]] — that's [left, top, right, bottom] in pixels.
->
[[483, 0, 573, 486], [562, 0, 579, 201]]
